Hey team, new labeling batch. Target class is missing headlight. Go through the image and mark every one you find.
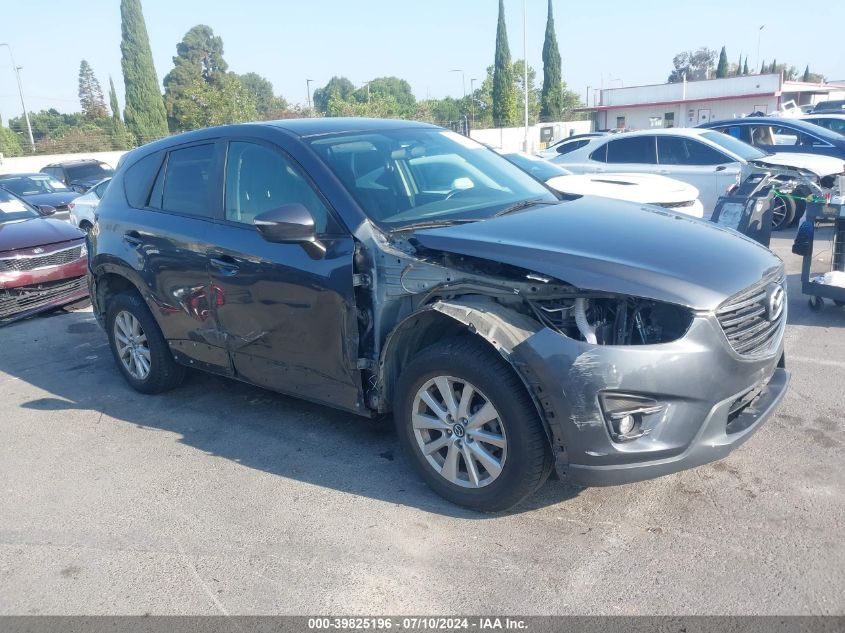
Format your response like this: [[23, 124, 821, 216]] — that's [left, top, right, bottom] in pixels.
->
[[528, 296, 693, 345]]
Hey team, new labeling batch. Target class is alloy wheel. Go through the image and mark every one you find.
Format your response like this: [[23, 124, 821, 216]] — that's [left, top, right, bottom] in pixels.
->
[[113, 310, 151, 381], [411, 376, 508, 488]]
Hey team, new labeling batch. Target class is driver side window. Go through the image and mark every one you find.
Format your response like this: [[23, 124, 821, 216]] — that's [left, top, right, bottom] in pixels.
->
[[224, 141, 330, 233]]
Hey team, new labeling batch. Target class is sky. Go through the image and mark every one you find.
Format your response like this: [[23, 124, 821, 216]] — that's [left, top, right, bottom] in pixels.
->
[[1, 0, 844, 122]]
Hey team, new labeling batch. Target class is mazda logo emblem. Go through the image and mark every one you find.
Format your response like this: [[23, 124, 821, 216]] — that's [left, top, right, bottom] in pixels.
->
[[767, 285, 785, 322], [32, 247, 45, 254]]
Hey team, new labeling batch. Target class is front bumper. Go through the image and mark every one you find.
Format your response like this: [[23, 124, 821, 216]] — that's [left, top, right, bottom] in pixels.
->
[[512, 313, 789, 486]]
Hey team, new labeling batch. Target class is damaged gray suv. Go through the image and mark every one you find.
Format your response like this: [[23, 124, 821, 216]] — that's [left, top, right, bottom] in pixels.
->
[[89, 119, 790, 511]]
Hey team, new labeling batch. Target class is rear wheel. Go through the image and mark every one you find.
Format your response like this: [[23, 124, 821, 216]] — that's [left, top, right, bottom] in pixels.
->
[[394, 337, 552, 512], [106, 291, 185, 394]]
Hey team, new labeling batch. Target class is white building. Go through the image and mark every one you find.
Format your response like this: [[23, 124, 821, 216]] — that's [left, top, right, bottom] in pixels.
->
[[581, 74, 845, 131]]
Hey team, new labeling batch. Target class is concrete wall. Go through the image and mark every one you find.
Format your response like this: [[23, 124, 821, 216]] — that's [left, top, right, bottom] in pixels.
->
[[470, 120, 592, 153], [0, 150, 128, 175], [600, 74, 782, 108]]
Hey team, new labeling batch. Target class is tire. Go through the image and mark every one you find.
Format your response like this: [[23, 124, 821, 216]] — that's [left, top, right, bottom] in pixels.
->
[[106, 291, 185, 394], [771, 196, 796, 231], [394, 336, 553, 512], [79, 221, 93, 236], [808, 296, 824, 312]]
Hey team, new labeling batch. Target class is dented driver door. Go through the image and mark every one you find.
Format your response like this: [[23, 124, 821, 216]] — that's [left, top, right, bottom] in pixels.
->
[[207, 139, 362, 412]]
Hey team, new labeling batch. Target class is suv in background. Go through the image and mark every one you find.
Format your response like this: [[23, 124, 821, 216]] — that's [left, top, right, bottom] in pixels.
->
[[811, 99, 845, 114], [699, 117, 845, 160], [41, 159, 114, 193], [89, 119, 789, 511]]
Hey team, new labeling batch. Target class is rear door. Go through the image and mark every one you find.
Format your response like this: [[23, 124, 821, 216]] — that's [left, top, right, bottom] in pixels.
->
[[208, 138, 361, 412], [599, 135, 658, 173], [655, 135, 739, 217], [120, 141, 231, 373]]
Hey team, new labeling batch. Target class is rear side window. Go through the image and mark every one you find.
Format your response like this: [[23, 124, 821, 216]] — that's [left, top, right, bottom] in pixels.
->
[[589, 142, 608, 163], [556, 139, 590, 155], [657, 137, 729, 166], [606, 136, 657, 164], [124, 152, 165, 208], [158, 144, 216, 217]]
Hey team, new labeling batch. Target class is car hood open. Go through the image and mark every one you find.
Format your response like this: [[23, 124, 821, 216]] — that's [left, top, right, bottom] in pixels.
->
[[0, 217, 84, 253], [413, 196, 782, 311]]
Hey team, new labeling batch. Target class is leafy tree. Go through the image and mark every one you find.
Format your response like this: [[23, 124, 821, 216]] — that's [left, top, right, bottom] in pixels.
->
[[78, 60, 108, 119], [173, 73, 258, 130], [492, 0, 518, 126], [715, 46, 729, 78], [365, 77, 416, 117], [0, 116, 23, 158], [239, 72, 287, 116], [120, 0, 168, 144], [540, 0, 563, 121], [743, 58, 749, 75], [313, 76, 355, 113], [108, 76, 131, 149], [164, 25, 230, 130], [668, 48, 717, 82], [513, 60, 541, 124]]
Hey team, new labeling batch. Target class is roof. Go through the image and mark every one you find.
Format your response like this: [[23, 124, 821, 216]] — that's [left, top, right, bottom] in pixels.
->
[[42, 158, 109, 167], [0, 172, 49, 178], [701, 117, 845, 141], [264, 117, 438, 137]]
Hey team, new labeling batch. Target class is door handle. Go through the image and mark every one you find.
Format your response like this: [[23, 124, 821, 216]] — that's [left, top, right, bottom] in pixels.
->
[[715, 165, 727, 172], [210, 256, 239, 276], [123, 231, 143, 247]]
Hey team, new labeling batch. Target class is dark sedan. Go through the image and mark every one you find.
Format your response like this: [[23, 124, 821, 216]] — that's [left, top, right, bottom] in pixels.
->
[[0, 173, 80, 221], [699, 117, 845, 160], [0, 188, 88, 324]]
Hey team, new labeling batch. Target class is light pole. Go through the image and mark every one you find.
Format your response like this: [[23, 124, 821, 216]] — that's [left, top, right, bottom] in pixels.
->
[[522, 0, 529, 152], [305, 79, 314, 115], [756, 25, 765, 73], [449, 69, 465, 99], [470, 78, 478, 127], [0, 43, 34, 151]]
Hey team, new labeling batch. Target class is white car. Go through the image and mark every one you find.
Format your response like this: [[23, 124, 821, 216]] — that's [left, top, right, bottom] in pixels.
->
[[550, 128, 845, 217], [68, 178, 110, 234], [534, 133, 609, 160], [502, 152, 704, 218]]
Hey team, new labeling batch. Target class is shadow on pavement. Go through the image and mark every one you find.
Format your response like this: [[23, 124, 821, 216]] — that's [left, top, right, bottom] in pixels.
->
[[0, 309, 581, 518]]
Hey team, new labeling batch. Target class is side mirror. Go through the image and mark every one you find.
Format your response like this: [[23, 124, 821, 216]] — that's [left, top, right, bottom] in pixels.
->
[[37, 204, 56, 216], [254, 203, 325, 259]]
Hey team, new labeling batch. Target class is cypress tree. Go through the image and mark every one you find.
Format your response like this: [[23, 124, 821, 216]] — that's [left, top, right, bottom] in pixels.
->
[[120, 0, 168, 144], [743, 58, 749, 75], [540, 0, 563, 122], [108, 76, 130, 149], [492, 0, 517, 127], [803, 65, 811, 82], [770, 59, 778, 74], [736, 53, 741, 76], [760, 60, 766, 74], [715, 46, 729, 78]]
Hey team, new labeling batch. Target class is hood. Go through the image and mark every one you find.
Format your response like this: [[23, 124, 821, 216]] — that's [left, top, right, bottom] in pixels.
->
[[546, 173, 698, 204], [754, 152, 844, 177], [20, 191, 80, 208], [0, 217, 85, 253], [69, 178, 103, 190], [413, 197, 782, 311]]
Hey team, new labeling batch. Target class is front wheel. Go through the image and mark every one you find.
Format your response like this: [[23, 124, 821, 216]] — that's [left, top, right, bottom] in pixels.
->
[[771, 196, 796, 231], [394, 337, 552, 512]]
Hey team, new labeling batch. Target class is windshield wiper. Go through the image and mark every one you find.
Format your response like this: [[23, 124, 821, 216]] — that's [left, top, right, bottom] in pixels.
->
[[389, 218, 480, 233], [494, 198, 558, 217]]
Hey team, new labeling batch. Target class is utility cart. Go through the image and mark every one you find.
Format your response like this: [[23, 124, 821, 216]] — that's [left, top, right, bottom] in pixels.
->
[[799, 185, 845, 312]]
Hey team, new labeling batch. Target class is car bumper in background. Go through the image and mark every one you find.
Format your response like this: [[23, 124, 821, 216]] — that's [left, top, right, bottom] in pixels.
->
[[0, 257, 89, 324]]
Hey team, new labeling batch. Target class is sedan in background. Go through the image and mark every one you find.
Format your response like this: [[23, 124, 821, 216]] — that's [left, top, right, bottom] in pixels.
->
[[40, 159, 114, 193], [699, 117, 845, 160], [0, 173, 80, 222], [502, 152, 703, 218], [801, 114, 845, 137], [552, 128, 845, 218], [535, 132, 609, 160], [68, 178, 111, 234], [0, 187, 88, 324]]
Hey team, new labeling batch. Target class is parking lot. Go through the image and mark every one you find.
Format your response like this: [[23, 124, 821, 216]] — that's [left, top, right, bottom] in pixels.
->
[[0, 228, 843, 616]]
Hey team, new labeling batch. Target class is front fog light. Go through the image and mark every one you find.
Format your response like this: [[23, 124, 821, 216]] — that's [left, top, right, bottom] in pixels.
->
[[600, 394, 665, 442]]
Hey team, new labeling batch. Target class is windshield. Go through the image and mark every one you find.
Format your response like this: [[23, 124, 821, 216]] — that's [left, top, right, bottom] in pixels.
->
[[0, 189, 39, 222], [502, 153, 573, 181], [66, 163, 114, 182], [309, 128, 557, 229], [701, 131, 768, 161], [0, 174, 71, 196]]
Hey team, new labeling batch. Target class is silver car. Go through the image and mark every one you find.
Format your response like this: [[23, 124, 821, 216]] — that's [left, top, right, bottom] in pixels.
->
[[551, 128, 845, 217]]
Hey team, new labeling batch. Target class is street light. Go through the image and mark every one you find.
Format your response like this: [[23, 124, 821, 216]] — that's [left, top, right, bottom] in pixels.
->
[[756, 25, 765, 73], [0, 43, 34, 151], [305, 78, 314, 115], [522, 0, 529, 152], [449, 69, 465, 99]]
